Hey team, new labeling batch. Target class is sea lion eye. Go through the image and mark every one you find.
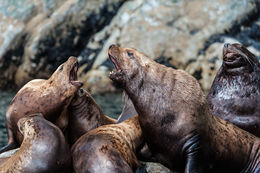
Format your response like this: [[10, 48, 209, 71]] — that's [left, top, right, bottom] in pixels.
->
[[127, 51, 134, 58], [78, 88, 84, 96]]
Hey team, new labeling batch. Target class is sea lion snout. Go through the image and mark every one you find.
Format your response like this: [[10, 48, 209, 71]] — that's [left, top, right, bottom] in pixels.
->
[[108, 45, 121, 59]]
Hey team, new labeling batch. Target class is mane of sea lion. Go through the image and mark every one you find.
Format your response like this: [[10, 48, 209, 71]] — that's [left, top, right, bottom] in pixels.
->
[[0, 56, 82, 154], [207, 43, 260, 137], [71, 116, 144, 173], [68, 88, 116, 145], [108, 44, 260, 172], [0, 113, 71, 173]]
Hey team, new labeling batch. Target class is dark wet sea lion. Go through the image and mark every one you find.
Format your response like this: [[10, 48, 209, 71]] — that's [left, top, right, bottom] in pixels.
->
[[0, 113, 71, 173], [108, 45, 260, 172], [207, 43, 260, 137], [71, 116, 144, 173], [68, 88, 116, 145], [0, 56, 82, 153]]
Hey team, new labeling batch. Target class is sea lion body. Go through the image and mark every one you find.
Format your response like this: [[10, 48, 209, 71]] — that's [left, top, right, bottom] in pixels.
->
[[71, 116, 143, 173], [108, 45, 260, 172], [68, 88, 116, 145], [207, 43, 260, 136], [0, 114, 71, 173], [1, 57, 82, 153]]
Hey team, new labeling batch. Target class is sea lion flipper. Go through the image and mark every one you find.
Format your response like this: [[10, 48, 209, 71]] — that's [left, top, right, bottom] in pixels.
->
[[0, 126, 17, 154], [0, 142, 17, 154], [117, 92, 137, 123], [183, 134, 208, 173]]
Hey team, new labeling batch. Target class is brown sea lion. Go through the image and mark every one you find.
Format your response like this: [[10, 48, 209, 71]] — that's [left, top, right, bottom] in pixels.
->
[[0, 56, 82, 153], [68, 88, 116, 145], [0, 113, 71, 173], [207, 43, 260, 137], [71, 116, 144, 173], [108, 45, 260, 172]]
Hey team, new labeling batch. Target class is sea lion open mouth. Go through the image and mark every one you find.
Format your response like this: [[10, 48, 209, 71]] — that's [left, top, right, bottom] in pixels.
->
[[109, 54, 122, 73], [70, 62, 82, 87]]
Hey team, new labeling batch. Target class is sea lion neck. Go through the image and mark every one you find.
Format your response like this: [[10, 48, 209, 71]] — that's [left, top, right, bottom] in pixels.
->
[[68, 89, 112, 144], [69, 90, 105, 121]]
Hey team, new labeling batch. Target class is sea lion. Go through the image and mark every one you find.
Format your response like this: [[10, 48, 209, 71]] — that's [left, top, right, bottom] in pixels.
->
[[71, 116, 144, 173], [207, 43, 260, 137], [0, 56, 82, 153], [0, 113, 71, 173], [108, 44, 260, 172], [68, 88, 116, 145]]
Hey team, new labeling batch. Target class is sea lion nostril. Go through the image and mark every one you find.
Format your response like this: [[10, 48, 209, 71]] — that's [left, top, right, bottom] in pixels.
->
[[109, 44, 116, 49]]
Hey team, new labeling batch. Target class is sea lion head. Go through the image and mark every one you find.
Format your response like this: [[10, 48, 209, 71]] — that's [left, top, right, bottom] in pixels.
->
[[108, 44, 151, 86], [70, 88, 88, 106], [222, 43, 260, 75], [49, 56, 83, 94]]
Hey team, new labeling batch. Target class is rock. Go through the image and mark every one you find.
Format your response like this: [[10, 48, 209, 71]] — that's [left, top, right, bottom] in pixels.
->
[[0, 0, 259, 94], [0, 0, 68, 89], [144, 162, 174, 173], [79, 66, 116, 94], [0, 0, 124, 89], [78, 0, 260, 93]]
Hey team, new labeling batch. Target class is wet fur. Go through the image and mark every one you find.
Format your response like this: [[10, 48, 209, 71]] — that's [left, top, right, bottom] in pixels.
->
[[68, 88, 116, 145], [108, 45, 260, 172], [0, 114, 71, 173], [207, 43, 260, 137], [71, 116, 143, 173], [0, 57, 82, 153]]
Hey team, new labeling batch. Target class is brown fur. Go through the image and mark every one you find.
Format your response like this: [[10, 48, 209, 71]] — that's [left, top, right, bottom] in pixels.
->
[[108, 45, 260, 172], [0, 114, 71, 173], [71, 116, 143, 173], [0, 57, 82, 153], [68, 88, 116, 145], [207, 43, 260, 137]]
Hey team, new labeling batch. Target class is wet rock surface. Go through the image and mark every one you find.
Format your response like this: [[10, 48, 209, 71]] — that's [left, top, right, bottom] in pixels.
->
[[78, 0, 260, 93], [0, 0, 124, 90]]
